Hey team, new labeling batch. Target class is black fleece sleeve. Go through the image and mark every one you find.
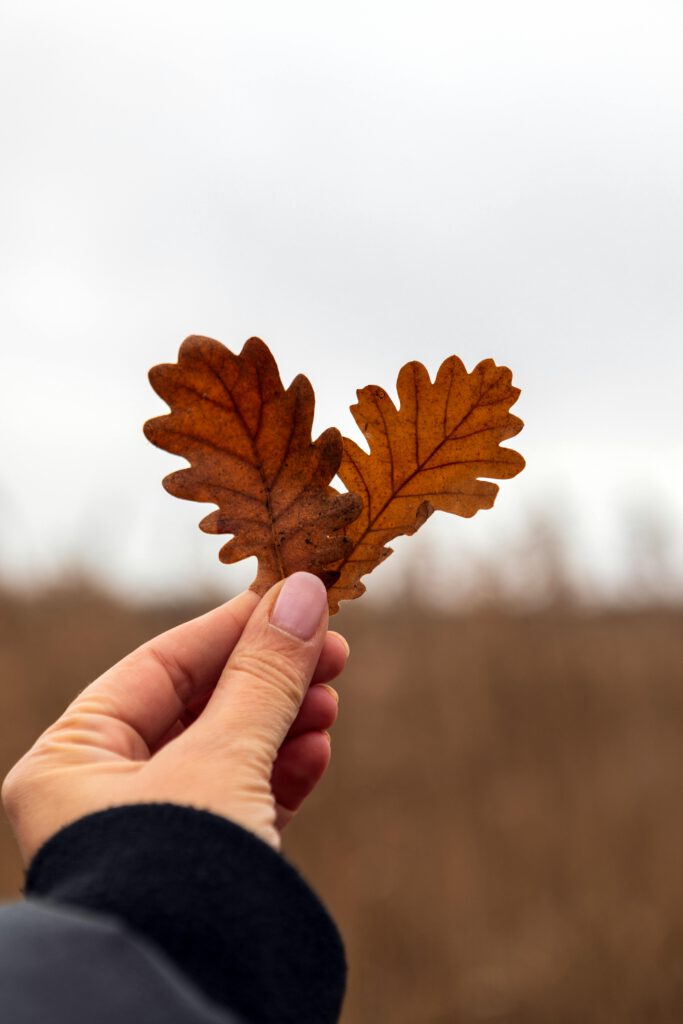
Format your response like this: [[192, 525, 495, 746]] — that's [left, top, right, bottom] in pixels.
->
[[24, 803, 346, 1024]]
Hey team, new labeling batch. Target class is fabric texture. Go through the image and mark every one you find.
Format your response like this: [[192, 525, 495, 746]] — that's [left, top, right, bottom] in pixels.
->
[[23, 803, 346, 1024]]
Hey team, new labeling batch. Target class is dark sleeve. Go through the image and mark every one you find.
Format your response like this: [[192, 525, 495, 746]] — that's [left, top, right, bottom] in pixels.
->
[[7, 803, 346, 1024]]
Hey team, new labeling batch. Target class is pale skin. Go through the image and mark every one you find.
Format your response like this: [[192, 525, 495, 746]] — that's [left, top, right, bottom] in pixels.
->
[[1, 572, 345, 866]]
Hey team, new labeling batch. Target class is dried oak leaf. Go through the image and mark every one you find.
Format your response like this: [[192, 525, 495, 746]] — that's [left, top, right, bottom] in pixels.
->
[[143, 336, 361, 595], [326, 356, 525, 612]]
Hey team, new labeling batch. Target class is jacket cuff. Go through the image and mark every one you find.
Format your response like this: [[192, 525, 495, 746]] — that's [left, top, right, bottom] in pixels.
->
[[25, 803, 345, 1024]]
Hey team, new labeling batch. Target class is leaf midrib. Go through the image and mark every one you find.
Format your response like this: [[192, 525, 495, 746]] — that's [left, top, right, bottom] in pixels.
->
[[201, 355, 287, 580], [335, 375, 501, 576]]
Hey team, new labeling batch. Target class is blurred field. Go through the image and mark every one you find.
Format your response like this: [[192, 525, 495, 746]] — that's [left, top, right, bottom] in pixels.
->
[[0, 582, 682, 1022]]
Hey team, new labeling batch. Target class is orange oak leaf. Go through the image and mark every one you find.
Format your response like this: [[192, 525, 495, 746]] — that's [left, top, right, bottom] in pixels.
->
[[144, 336, 361, 595], [326, 356, 525, 612]]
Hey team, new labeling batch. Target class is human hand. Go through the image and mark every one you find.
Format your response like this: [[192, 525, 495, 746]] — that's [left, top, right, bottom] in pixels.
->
[[2, 573, 345, 865]]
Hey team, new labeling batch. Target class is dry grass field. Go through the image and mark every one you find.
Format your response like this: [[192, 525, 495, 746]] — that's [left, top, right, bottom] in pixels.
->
[[0, 582, 681, 1022]]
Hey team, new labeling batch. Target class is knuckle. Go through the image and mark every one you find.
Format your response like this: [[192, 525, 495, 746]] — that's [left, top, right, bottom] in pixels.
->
[[139, 643, 195, 706], [229, 647, 307, 713]]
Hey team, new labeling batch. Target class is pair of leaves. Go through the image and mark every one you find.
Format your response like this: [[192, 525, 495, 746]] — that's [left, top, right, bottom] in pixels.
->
[[144, 336, 525, 612]]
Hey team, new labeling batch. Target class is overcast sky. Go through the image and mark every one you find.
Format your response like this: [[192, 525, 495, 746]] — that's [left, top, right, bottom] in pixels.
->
[[1, 1, 682, 603]]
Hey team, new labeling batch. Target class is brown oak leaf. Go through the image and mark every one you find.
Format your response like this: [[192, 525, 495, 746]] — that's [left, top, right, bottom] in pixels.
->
[[326, 356, 525, 612], [144, 336, 361, 595]]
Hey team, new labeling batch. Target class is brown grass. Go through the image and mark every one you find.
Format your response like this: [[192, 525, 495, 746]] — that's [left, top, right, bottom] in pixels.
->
[[1, 583, 682, 1022]]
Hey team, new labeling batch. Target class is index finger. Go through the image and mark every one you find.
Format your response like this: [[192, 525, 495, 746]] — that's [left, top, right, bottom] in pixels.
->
[[80, 590, 260, 750]]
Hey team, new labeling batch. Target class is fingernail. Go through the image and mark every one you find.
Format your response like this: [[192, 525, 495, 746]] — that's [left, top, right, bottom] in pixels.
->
[[321, 684, 339, 703], [329, 631, 350, 658], [271, 572, 328, 641], [321, 729, 332, 744]]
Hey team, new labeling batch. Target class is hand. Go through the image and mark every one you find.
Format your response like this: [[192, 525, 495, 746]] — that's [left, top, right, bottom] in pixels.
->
[[2, 573, 346, 864]]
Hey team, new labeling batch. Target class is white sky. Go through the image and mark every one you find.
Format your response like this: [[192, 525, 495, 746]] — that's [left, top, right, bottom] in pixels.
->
[[1, 1, 682, 603]]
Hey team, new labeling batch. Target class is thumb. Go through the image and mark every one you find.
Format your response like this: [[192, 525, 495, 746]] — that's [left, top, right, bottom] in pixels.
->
[[196, 572, 329, 760]]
